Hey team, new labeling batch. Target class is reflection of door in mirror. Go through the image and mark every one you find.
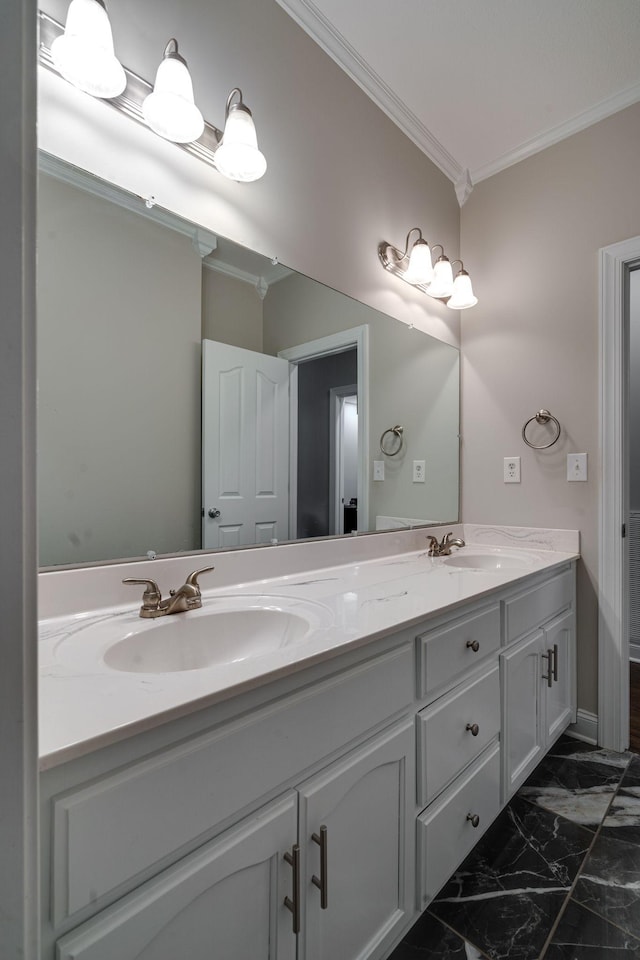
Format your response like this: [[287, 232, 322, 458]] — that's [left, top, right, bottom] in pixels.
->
[[202, 340, 290, 549]]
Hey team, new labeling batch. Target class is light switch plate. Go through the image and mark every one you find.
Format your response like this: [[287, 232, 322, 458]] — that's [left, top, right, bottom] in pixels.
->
[[567, 453, 587, 481], [373, 460, 384, 481]]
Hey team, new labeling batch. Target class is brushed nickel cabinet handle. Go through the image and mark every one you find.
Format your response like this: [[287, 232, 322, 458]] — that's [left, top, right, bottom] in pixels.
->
[[284, 844, 301, 934], [466, 722, 480, 737], [466, 639, 480, 653], [541, 650, 553, 688], [311, 825, 328, 909], [552, 642, 559, 682], [467, 813, 480, 828]]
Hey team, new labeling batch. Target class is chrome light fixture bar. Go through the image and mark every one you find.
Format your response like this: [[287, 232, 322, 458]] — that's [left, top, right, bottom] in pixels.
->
[[378, 228, 478, 309], [38, 11, 267, 182]]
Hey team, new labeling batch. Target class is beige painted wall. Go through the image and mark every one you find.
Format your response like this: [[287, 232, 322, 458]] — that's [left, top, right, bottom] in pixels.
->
[[37, 174, 202, 565], [460, 101, 640, 715], [38, 0, 461, 349], [264, 273, 460, 527], [202, 268, 264, 353]]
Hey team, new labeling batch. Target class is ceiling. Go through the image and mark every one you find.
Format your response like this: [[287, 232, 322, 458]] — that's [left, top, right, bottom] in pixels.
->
[[277, 0, 640, 202]]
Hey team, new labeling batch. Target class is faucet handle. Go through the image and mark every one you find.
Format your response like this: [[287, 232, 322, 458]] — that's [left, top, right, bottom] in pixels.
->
[[440, 532, 454, 546], [123, 578, 162, 610], [184, 566, 215, 588], [426, 535, 439, 556]]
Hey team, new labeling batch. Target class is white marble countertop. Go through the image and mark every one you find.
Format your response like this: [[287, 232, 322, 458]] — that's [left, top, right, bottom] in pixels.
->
[[39, 525, 579, 769]]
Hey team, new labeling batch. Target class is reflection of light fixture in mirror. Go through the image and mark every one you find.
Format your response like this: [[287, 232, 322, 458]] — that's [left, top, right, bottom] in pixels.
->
[[213, 88, 267, 183], [50, 0, 126, 99], [142, 39, 204, 144], [378, 230, 478, 308], [447, 261, 478, 310]]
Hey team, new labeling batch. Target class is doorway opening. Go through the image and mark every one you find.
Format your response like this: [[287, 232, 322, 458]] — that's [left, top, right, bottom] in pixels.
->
[[599, 236, 640, 751]]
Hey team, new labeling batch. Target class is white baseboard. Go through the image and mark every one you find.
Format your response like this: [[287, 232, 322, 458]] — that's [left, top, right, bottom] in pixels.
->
[[567, 709, 599, 746], [630, 641, 640, 663]]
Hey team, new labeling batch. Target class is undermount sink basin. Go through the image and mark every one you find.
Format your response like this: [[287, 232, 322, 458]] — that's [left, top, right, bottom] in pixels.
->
[[55, 595, 334, 674], [443, 548, 537, 572]]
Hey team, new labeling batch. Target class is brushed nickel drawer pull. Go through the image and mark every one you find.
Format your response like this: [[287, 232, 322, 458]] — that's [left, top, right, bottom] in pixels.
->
[[552, 642, 559, 682], [466, 639, 480, 653], [541, 650, 553, 687], [466, 813, 480, 828], [466, 722, 480, 737], [311, 825, 328, 909], [284, 844, 301, 934]]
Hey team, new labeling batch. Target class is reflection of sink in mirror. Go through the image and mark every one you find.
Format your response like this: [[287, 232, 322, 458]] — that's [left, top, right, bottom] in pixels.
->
[[54, 596, 334, 675], [444, 548, 537, 571]]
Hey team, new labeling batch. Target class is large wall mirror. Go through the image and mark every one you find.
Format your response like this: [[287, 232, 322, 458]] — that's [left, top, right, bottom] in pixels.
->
[[37, 155, 460, 568]]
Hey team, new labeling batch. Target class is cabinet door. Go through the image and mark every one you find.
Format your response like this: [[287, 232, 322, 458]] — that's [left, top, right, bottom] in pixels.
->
[[501, 630, 545, 800], [542, 609, 574, 745], [298, 719, 415, 960], [56, 793, 298, 960]]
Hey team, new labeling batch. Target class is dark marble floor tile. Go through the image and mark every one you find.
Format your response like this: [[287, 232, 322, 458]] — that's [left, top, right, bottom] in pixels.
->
[[387, 912, 487, 959], [600, 786, 640, 847], [543, 899, 640, 958], [428, 797, 592, 960], [518, 738, 632, 828], [574, 832, 640, 940]]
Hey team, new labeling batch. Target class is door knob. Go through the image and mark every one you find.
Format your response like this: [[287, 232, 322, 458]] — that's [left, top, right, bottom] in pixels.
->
[[208, 508, 221, 519]]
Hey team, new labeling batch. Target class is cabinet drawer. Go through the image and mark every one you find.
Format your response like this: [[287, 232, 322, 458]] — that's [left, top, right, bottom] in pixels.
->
[[417, 663, 500, 806], [416, 603, 500, 698], [51, 643, 414, 924], [503, 568, 573, 644], [417, 742, 500, 908]]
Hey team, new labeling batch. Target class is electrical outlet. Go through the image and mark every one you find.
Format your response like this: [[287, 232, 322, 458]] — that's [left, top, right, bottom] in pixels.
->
[[504, 457, 521, 483], [567, 453, 587, 481], [373, 460, 385, 481], [413, 460, 426, 483]]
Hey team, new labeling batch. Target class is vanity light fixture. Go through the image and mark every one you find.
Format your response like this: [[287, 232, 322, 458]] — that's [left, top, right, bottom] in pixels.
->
[[50, 0, 126, 99], [378, 229, 478, 309], [447, 261, 478, 310], [40, 11, 268, 183], [213, 88, 267, 183], [142, 39, 204, 144]]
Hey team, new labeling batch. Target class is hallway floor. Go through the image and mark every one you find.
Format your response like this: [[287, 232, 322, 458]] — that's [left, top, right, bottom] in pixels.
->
[[388, 736, 640, 959]]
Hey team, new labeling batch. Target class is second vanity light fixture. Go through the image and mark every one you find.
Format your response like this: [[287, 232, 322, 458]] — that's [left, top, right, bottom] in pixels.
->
[[45, 0, 267, 183], [378, 228, 478, 310]]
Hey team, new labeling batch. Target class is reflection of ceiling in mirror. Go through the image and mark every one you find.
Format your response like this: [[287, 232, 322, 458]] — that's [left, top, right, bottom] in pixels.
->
[[37, 157, 459, 569]]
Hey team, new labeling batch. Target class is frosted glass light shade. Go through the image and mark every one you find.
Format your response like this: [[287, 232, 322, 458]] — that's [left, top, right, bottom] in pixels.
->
[[215, 103, 267, 182], [403, 239, 433, 285], [427, 256, 454, 299], [447, 270, 478, 310], [51, 0, 126, 98], [142, 45, 204, 143]]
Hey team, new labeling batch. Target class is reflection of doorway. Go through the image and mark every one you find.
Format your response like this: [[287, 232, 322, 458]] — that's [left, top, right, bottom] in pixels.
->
[[279, 325, 369, 541], [330, 387, 358, 534]]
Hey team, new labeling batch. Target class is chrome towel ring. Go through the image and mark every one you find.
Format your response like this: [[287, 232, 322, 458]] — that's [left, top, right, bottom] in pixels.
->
[[522, 409, 561, 449], [380, 425, 404, 456]]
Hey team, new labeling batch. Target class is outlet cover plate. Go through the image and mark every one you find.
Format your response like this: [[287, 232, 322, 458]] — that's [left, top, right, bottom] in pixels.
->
[[504, 457, 521, 483], [413, 460, 426, 483]]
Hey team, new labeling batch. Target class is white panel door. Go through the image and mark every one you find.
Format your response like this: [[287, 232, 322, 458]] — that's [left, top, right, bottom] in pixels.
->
[[542, 609, 574, 745], [202, 339, 290, 548], [501, 629, 545, 799]]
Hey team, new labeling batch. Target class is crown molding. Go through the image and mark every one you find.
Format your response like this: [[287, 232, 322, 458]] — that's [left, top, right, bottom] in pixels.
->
[[203, 256, 292, 299], [471, 80, 640, 184], [275, 0, 463, 187]]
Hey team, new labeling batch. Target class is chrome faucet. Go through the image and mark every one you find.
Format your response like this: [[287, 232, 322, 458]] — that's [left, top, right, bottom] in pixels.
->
[[426, 532, 466, 557], [123, 566, 215, 618]]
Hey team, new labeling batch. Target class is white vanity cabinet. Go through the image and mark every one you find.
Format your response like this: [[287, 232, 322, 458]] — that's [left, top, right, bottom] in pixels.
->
[[43, 641, 416, 960], [55, 720, 415, 960], [41, 558, 577, 960], [501, 570, 576, 798]]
